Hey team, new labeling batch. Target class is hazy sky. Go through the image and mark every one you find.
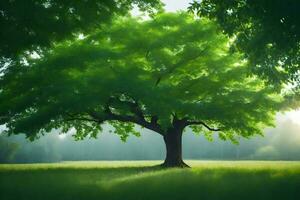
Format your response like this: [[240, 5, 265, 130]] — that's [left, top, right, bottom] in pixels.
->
[[161, 0, 193, 11]]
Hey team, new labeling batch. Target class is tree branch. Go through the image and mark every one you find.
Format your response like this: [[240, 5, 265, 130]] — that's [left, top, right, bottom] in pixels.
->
[[65, 113, 100, 123], [66, 117, 100, 123], [185, 120, 222, 131], [86, 97, 164, 135], [0, 116, 9, 120]]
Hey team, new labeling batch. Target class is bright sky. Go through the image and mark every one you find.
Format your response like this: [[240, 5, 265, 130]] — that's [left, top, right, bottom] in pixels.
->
[[161, 0, 193, 12], [286, 110, 300, 125]]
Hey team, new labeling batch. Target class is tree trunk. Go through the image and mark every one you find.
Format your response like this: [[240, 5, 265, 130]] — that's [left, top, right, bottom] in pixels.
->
[[161, 129, 189, 168]]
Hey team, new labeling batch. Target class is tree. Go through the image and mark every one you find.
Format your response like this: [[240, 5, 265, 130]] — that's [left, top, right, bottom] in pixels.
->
[[0, 0, 161, 59], [0, 136, 19, 163], [189, 0, 300, 85], [0, 13, 283, 167]]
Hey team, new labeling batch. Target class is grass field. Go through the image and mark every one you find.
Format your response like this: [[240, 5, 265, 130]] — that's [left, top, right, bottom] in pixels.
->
[[1, 160, 300, 200]]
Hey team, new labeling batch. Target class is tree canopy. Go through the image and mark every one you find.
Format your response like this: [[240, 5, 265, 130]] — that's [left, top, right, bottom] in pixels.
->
[[189, 0, 300, 85], [0, 0, 161, 59], [0, 13, 284, 166], [1, 13, 282, 138]]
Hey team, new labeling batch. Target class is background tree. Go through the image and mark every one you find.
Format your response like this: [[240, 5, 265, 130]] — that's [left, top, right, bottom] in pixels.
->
[[0, 13, 283, 167], [0, 0, 161, 61], [189, 0, 300, 85], [0, 136, 19, 163]]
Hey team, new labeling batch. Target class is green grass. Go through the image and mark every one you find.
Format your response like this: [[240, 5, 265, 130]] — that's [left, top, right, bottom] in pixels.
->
[[1, 161, 300, 200]]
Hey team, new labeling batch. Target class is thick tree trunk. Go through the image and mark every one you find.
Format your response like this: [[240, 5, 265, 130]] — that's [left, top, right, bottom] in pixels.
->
[[161, 129, 189, 168]]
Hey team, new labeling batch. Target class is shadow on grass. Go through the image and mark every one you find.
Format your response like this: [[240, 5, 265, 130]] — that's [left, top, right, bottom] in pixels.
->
[[1, 163, 300, 200], [0, 165, 164, 200], [102, 168, 300, 200]]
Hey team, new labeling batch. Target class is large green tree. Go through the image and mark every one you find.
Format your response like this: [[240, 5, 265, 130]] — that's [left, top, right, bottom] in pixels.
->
[[0, 0, 161, 59], [189, 0, 300, 85], [0, 13, 283, 167]]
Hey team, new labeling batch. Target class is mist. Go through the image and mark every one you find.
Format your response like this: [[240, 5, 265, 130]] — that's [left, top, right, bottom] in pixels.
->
[[1, 113, 300, 163]]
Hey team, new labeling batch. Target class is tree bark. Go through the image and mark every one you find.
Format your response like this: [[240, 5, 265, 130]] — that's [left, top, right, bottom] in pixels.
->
[[161, 129, 189, 168]]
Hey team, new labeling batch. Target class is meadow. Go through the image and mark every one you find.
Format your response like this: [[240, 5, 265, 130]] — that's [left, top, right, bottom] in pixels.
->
[[1, 161, 300, 200]]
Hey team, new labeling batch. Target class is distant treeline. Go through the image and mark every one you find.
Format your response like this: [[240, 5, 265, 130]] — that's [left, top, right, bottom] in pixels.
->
[[1, 118, 300, 163]]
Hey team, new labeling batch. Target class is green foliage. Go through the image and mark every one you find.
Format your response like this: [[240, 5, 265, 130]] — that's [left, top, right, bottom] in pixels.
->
[[189, 0, 300, 85], [0, 0, 162, 59], [0, 13, 283, 141], [110, 122, 141, 142]]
